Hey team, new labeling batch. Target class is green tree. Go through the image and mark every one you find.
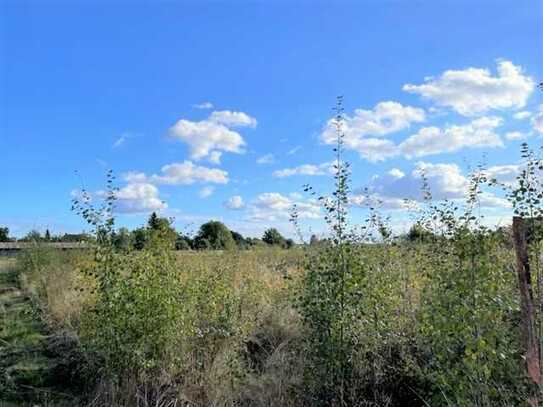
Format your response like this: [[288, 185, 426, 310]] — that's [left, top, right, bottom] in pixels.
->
[[131, 213, 177, 250], [44, 229, 51, 241], [194, 221, 235, 250], [262, 228, 286, 247], [147, 212, 161, 230], [405, 223, 435, 243], [20, 230, 42, 242], [175, 233, 192, 250], [132, 227, 148, 250], [246, 237, 266, 248], [231, 230, 248, 249], [112, 227, 132, 252], [0, 227, 9, 242], [146, 212, 177, 249], [58, 233, 90, 242]]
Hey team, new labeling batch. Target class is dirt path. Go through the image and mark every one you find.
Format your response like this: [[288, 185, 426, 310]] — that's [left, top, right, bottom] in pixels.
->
[[0, 259, 77, 406]]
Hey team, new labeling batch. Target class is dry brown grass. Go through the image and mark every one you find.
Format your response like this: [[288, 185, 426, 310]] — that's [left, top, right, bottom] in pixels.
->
[[17, 247, 306, 406], [18, 249, 94, 331]]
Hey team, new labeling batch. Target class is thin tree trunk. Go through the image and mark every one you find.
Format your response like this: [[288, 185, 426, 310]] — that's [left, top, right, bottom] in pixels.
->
[[513, 216, 541, 406]]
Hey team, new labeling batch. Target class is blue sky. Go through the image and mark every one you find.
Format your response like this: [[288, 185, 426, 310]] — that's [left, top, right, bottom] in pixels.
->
[[1, 0, 542, 239]]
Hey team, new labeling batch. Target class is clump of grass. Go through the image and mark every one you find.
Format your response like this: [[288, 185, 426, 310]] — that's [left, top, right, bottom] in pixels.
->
[[18, 247, 93, 331]]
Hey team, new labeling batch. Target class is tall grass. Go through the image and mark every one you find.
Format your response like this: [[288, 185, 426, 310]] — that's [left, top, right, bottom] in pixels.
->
[[12, 136, 542, 406]]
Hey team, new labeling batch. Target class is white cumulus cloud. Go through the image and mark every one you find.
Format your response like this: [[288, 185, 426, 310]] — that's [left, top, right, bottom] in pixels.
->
[[273, 162, 333, 178], [122, 171, 148, 183], [403, 60, 534, 116], [355, 161, 510, 209], [151, 161, 229, 185], [209, 110, 257, 128], [399, 116, 504, 158], [115, 183, 168, 214], [505, 131, 529, 141], [248, 192, 320, 221], [485, 164, 521, 187], [169, 110, 256, 161], [352, 138, 400, 162], [224, 195, 245, 210], [322, 101, 425, 140], [513, 111, 531, 120], [208, 151, 223, 164], [321, 101, 424, 162]]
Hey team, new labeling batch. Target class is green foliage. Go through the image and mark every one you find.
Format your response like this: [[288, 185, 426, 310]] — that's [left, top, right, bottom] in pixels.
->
[[55, 233, 92, 242], [246, 237, 267, 248], [175, 233, 192, 250], [194, 220, 236, 250], [291, 101, 537, 405], [111, 227, 132, 252], [410, 167, 528, 406], [292, 98, 377, 404], [262, 228, 287, 247], [145, 212, 177, 250], [19, 229, 43, 242], [418, 220, 522, 405], [132, 227, 147, 250], [285, 238, 295, 249], [13, 138, 543, 406], [128, 212, 177, 251], [71, 176, 180, 378], [405, 223, 435, 243], [0, 226, 9, 242], [507, 143, 543, 219], [231, 230, 249, 249], [81, 250, 183, 375]]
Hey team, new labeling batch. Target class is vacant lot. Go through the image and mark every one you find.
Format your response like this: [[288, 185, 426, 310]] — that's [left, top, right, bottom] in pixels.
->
[[0, 232, 536, 407]]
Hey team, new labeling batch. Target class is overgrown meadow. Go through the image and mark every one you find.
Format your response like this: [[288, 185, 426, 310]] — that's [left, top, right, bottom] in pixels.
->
[[2, 111, 543, 406]]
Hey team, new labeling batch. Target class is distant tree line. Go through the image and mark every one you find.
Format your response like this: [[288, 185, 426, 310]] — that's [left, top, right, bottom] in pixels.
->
[[1, 217, 517, 249], [0, 212, 296, 251], [113, 213, 296, 251], [0, 227, 90, 243]]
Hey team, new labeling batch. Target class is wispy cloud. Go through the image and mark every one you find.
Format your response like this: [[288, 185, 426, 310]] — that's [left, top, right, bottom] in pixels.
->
[[113, 132, 139, 148], [193, 101, 214, 109], [533, 105, 543, 135], [256, 154, 275, 164], [198, 186, 215, 198], [287, 146, 301, 155]]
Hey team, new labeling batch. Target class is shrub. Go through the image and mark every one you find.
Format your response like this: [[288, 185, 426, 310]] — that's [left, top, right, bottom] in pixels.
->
[[262, 228, 287, 248], [194, 220, 236, 250]]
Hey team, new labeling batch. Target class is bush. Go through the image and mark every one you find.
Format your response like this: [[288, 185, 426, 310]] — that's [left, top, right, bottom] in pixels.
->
[[262, 228, 287, 248], [80, 249, 183, 376], [194, 221, 236, 250]]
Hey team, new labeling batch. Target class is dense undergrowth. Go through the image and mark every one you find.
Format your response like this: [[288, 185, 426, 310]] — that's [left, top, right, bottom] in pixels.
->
[[4, 232, 531, 406], [2, 109, 543, 405]]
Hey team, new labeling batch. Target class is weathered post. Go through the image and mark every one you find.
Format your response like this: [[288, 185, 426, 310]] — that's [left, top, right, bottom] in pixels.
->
[[512, 216, 541, 405]]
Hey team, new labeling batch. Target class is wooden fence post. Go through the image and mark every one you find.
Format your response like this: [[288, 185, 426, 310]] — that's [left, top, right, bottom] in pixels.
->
[[513, 216, 541, 405]]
